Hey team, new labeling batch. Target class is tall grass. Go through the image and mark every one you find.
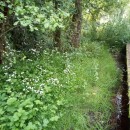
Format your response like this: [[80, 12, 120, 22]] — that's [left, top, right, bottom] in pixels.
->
[[55, 42, 120, 130]]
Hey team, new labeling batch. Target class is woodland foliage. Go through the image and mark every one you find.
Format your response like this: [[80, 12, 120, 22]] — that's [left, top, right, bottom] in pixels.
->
[[0, 0, 129, 130]]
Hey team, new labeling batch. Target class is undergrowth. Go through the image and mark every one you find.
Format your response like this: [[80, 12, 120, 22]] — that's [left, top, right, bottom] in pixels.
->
[[0, 42, 120, 130]]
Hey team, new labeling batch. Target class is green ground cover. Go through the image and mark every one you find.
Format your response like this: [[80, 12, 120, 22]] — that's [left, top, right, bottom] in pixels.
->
[[0, 42, 120, 130]]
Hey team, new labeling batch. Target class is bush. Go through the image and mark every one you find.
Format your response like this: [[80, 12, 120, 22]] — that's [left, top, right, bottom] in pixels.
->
[[97, 17, 130, 49]]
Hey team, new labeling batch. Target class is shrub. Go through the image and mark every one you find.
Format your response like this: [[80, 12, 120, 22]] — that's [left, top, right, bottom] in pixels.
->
[[97, 17, 130, 49]]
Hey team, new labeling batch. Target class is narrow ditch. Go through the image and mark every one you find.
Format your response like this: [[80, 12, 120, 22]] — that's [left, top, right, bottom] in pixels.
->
[[116, 48, 129, 130]]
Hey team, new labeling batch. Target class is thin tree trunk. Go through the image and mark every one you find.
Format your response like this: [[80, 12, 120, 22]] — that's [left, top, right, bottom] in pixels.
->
[[54, 27, 61, 48], [0, 23, 5, 64], [0, 4, 9, 64], [53, 0, 61, 50], [71, 0, 82, 48]]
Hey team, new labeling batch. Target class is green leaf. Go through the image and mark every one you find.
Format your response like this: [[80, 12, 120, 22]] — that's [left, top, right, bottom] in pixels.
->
[[26, 122, 37, 130], [14, 21, 19, 26], [0, 12, 4, 19], [50, 116, 59, 121], [19, 98, 32, 107], [34, 100, 43, 105], [43, 119, 49, 127], [12, 113, 19, 121], [0, 108, 4, 115], [44, 22, 49, 29], [7, 97, 17, 105], [57, 100, 63, 106]]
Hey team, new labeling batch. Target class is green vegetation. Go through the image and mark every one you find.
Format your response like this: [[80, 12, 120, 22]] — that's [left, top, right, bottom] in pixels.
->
[[0, 42, 120, 130], [96, 16, 130, 50], [0, 0, 129, 130]]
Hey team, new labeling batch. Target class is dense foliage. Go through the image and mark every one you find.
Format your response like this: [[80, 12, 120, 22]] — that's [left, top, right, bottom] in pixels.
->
[[0, 0, 128, 50], [97, 15, 130, 49], [0, 0, 129, 129]]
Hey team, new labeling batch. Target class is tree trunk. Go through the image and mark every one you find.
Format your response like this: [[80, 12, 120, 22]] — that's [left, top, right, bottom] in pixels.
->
[[71, 0, 82, 48], [0, 4, 9, 64], [0, 23, 5, 64], [54, 27, 61, 49], [53, 0, 61, 50]]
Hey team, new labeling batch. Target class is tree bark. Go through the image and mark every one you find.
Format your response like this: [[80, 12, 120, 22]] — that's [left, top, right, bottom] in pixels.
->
[[53, 0, 61, 50], [71, 0, 82, 48]]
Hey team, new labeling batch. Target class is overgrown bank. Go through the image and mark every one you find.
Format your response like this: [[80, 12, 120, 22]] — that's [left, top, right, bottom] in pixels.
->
[[0, 42, 120, 130]]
